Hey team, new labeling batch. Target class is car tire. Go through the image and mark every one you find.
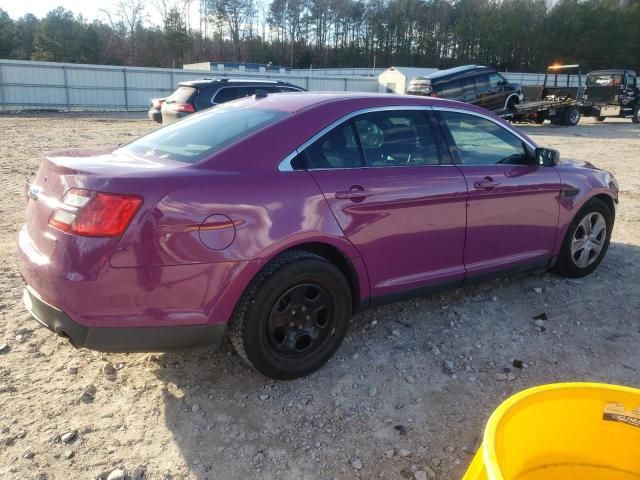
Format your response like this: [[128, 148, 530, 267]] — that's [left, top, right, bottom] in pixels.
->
[[595, 116, 606, 122], [228, 250, 352, 380], [562, 107, 581, 126], [633, 106, 640, 124], [554, 198, 613, 278]]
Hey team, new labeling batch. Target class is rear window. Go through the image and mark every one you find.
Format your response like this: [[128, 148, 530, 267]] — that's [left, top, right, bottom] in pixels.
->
[[121, 103, 288, 163], [587, 74, 623, 87], [167, 86, 196, 103]]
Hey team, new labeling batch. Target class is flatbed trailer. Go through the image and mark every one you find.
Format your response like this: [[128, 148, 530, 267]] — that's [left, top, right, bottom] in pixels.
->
[[502, 65, 583, 126]]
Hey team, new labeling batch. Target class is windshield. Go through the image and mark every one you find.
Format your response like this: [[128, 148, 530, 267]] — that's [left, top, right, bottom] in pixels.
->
[[121, 103, 288, 163], [587, 74, 623, 87]]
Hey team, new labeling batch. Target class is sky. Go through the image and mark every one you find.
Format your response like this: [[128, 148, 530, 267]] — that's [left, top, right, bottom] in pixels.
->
[[0, 0, 196, 26]]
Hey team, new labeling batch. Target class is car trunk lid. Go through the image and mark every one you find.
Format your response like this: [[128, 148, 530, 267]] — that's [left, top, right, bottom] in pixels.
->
[[24, 147, 181, 258]]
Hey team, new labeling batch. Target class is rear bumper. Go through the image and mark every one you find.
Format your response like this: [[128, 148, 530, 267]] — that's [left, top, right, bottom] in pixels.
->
[[23, 286, 226, 352], [161, 111, 191, 125]]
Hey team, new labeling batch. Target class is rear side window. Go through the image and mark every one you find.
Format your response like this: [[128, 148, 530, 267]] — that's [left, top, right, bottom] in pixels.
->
[[303, 110, 440, 170], [122, 103, 288, 163], [437, 79, 463, 99], [489, 73, 504, 88], [213, 87, 247, 104], [167, 86, 196, 103], [354, 111, 440, 166], [278, 86, 303, 92], [475, 74, 490, 92], [305, 123, 364, 169], [245, 85, 277, 96]]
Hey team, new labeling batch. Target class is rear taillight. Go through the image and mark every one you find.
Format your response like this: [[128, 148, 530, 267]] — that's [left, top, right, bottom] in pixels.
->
[[49, 189, 143, 237], [167, 103, 195, 113]]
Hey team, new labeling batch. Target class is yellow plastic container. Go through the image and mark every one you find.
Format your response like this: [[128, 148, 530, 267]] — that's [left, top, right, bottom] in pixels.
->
[[462, 382, 640, 480]]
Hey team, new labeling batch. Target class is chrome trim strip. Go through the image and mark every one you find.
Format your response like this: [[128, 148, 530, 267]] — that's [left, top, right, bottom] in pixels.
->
[[277, 105, 434, 172], [277, 104, 535, 172]]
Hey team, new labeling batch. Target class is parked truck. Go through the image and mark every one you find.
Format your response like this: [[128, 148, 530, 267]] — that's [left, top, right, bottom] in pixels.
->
[[508, 64, 583, 126], [580, 69, 640, 123]]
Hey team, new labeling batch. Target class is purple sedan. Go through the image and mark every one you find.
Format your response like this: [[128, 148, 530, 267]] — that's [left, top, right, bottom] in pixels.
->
[[18, 93, 618, 379]]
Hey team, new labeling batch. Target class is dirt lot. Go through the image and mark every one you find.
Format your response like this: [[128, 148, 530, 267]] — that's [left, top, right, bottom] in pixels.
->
[[0, 114, 638, 480]]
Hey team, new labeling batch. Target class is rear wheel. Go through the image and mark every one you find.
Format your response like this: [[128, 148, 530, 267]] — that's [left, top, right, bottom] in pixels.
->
[[633, 106, 640, 124], [562, 107, 581, 126], [554, 198, 613, 278], [228, 250, 352, 379]]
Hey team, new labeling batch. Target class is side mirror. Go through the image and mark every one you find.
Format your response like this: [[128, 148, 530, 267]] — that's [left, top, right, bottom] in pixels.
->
[[535, 147, 560, 166]]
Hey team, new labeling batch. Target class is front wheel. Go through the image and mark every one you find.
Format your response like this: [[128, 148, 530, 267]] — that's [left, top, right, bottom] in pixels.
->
[[554, 198, 613, 278], [633, 106, 640, 124], [229, 250, 352, 379]]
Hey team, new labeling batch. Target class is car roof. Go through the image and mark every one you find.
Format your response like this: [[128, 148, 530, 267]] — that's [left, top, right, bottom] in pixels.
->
[[422, 65, 494, 81], [587, 69, 636, 76], [178, 78, 294, 88], [228, 91, 477, 114]]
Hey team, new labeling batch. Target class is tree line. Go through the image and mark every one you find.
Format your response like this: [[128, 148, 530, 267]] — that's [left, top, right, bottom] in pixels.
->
[[0, 0, 638, 72]]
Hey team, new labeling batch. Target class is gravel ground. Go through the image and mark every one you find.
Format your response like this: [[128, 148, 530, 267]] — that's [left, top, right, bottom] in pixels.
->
[[0, 114, 638, 480]]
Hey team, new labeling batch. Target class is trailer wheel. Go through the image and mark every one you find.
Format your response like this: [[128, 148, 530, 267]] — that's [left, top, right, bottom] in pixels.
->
[[633, 106, 640, 124], [562, 107, 581, 126]]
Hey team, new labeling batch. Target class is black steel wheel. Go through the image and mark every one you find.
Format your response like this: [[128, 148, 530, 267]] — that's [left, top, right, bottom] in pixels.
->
[[266, 283, 334, 358], [229, 250, 352, 379]]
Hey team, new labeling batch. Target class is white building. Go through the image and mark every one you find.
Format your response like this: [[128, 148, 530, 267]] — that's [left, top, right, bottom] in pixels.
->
[[378, 66, 439, 94]]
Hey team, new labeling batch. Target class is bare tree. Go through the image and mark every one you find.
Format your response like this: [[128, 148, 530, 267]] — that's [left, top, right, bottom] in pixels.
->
[[208, 0, 256, 61], [101, 0, 146, 64]]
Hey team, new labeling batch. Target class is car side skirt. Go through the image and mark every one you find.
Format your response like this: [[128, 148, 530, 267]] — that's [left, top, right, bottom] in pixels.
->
[[367, 257, 555, 308]]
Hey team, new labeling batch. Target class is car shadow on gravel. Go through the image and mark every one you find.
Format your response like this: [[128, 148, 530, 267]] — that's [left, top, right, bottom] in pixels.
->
[[149, 241, 640, 479]]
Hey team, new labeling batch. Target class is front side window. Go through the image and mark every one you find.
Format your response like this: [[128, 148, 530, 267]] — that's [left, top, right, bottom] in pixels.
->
[[489, 73, 505, 88], [122, 102, 288, 164], [353, 110, 440, 166], [441, 111, 528, 165], [625, 74, 636, 90]]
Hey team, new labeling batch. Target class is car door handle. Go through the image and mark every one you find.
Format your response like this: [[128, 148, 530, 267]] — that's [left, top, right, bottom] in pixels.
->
[[474, 177, 501, 190], [335, 186, 373, 200]]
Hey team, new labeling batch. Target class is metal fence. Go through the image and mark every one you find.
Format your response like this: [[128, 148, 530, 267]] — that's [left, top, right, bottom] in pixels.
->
[[0, 59, 581, 112], [0, 59, 381, 111]]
